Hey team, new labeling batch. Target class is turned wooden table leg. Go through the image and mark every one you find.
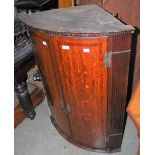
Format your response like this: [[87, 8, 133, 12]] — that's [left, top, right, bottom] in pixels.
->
[[15, 81, 36, 120]]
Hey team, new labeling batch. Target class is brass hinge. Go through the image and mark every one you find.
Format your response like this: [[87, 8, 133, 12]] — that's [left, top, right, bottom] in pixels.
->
[[104, 52, 112, 68]]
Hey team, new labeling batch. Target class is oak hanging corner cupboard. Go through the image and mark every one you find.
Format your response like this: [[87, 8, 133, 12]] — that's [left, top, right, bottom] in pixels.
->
[[19, 4, 134, 153]]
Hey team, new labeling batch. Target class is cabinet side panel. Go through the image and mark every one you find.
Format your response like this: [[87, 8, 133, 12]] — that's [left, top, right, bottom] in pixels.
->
[[108, 35, 131, 150], [111, 34, 131, 53], [110, 52, 130, 134], [108, 52, 130, 150]]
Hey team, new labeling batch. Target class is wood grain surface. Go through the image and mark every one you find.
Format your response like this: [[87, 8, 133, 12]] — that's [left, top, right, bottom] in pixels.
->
[[32, 32, 71, 137], [53, 36, 108, 148], [31, 31, 109, 148]]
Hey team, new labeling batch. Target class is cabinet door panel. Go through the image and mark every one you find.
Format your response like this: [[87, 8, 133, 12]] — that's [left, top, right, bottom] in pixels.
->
[[53, 37, 108, 148], [31, 33, 71, 137]]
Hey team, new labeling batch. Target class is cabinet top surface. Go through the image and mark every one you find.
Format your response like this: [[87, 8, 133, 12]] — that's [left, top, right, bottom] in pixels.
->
[[19, 5, 134, 35]]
